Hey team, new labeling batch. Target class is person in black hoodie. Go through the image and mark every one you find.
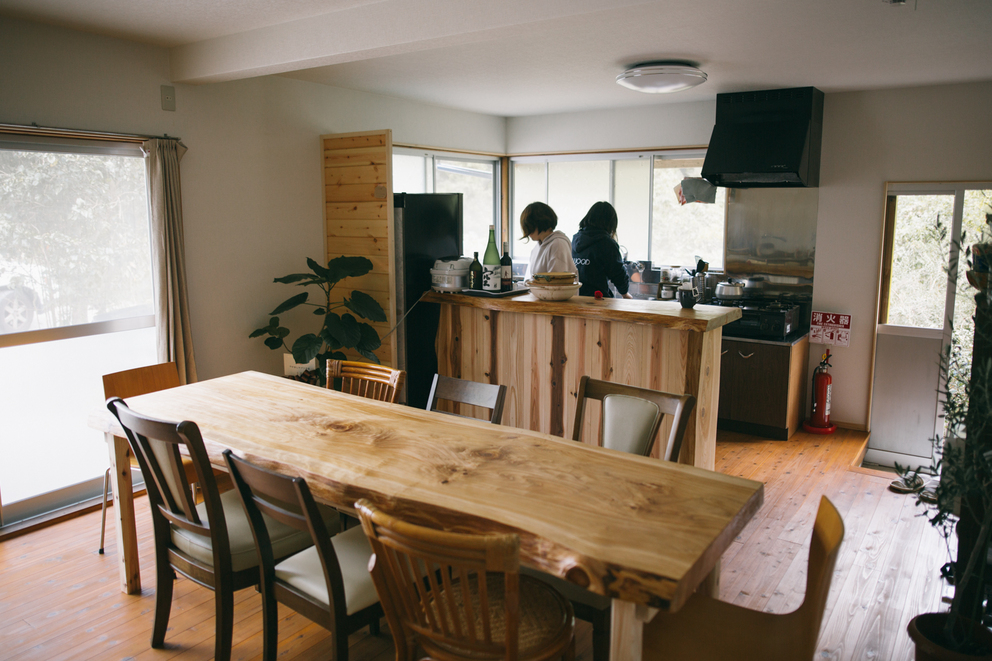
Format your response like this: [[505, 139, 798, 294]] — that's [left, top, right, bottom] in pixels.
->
[[571, 201, 632, 299]]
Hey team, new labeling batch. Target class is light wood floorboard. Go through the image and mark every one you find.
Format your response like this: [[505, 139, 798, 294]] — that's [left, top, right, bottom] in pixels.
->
[[0, 428, 949, 660]]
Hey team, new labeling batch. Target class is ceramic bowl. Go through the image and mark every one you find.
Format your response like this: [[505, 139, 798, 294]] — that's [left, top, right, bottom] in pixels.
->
[[527, 282, 582, 301], [531, 272, 577, 285]]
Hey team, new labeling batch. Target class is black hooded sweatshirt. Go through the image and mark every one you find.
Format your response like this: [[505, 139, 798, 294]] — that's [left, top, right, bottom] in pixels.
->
[[571, 228, 629, 298]]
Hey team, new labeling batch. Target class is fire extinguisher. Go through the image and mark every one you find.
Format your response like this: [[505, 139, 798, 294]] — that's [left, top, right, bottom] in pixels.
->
[[803, 349, 837, 434]]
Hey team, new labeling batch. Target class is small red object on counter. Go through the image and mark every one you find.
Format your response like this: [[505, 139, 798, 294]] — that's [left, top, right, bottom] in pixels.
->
[[594, 290, 603, 300]]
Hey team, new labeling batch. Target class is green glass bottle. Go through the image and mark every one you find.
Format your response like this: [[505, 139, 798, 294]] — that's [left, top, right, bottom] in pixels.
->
[[469, 252, 483, 290], [482, 225, 501, 291]]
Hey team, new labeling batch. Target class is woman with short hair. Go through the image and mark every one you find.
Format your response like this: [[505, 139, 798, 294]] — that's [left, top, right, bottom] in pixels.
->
[[520, 201, 578, 279]]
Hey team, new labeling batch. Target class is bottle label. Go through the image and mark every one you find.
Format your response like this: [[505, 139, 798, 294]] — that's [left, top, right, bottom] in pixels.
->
[[501, 265, 512, 291], [483, 264, 500, 291]]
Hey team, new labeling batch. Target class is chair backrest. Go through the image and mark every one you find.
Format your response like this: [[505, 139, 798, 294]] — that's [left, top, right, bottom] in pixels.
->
[[796, 496, 845, 655], [571, 376, 696, 461], [103, 362, 181, 400], [326, 360, 405, 404], [356, 498, 522, 661], [106, 398, 230, 568], [426, 374, 508, 424], [223, 450, 346, 616]]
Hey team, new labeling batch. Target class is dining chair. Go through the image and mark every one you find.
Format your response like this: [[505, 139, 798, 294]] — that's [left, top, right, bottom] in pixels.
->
[[99, 362, 189, 553], [528, 376, 695, 661], [571, 375, 696, 461], [642, 496, 845, 661], [223, 450, 382, 661], [106, 398, 326, 661], [426, 373, 508, 424], [355, 498, 576, 661], [326, 359, 405, 404]]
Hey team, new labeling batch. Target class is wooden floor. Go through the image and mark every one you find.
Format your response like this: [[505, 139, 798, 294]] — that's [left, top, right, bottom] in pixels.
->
[[0, 429, 950, 661]]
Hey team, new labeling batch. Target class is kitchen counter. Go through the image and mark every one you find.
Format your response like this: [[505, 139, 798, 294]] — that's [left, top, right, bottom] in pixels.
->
[[419, 291, 742, 470]]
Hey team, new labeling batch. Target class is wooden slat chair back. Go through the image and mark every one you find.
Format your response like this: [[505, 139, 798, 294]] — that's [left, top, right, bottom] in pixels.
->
[[326, 359, 405, 404], [426, 374, 508, 424], [642, 496, 845, 661], [99, 362, 184, 553], [106, 399, 317, 661], [571, 376, 695, 462], [356, 499, 575, 661], [223, 450, 382, 661]]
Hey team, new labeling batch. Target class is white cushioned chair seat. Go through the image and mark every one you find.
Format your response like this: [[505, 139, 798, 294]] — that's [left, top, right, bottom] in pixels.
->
[[171, 489, 339, 572], [602, 394, 661, 456], [520, 566, 611, 610], [273, 525, 378, 615]]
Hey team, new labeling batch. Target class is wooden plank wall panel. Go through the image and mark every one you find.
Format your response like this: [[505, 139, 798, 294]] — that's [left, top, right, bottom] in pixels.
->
[[437, 304, 714, 467], [321, 130, 396, 366]]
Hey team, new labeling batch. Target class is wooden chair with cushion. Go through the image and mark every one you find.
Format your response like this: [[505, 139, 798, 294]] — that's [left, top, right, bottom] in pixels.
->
[[571, 375, 695, 461], [529, 376, 695, 661], [642, 496, 845, 661], [106, 398, 328, 661], [355, 498, 575, 661], [223, 450, 382, 661], [99, 362, 187, 553], [326, 359, 405, 404], [426, 374, 508, 424]]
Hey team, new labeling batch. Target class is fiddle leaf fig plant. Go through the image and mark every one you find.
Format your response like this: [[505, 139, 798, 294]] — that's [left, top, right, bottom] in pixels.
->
[[250, 256, 387, 381]]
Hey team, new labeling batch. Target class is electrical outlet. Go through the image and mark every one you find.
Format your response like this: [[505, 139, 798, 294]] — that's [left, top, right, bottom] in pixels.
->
[[161, 85, 176, 112]]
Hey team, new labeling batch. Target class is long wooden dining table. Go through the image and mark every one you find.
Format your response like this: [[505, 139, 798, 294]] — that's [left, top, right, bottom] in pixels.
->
[[89, 370, 763, 661]]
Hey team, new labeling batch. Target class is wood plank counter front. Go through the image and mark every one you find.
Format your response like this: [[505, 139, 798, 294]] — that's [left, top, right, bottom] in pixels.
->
[[420, 292, 741, 470]]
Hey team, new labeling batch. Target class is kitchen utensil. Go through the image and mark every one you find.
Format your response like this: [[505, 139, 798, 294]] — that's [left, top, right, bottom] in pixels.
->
[[627, 282, 659, 298], [430, 257, 473, 290], [659, 284, 677, 300], [531, 272, 577, 285], [715, 281, 745, 300]]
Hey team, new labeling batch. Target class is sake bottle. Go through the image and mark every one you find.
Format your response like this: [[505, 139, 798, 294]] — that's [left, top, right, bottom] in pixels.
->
[[469, 252, 483, 290], [500, 241, 513, 292], [482, 225, 501, 291]]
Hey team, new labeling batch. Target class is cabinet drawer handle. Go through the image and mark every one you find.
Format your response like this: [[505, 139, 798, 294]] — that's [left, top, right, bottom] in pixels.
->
[[738, 351, 754, 359], [721, 350, 728, 356]]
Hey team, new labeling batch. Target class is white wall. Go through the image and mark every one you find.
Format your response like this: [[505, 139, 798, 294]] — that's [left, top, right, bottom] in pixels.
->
[[507, 82, 992, 427], [0, 17, 506, 381]]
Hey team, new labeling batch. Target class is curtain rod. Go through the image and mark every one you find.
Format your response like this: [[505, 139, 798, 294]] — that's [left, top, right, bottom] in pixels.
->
[[0, 122, 181, 143]]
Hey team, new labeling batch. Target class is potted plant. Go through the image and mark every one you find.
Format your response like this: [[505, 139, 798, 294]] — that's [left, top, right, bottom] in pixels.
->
[[904, 214, 992, 659], [250, 256, 387, 385]]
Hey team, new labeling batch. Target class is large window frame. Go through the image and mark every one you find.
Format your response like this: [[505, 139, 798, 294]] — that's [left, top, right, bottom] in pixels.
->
[[0, 129, 157, 527], [508, 149, 727, 270], [392, 146, 502, 254]]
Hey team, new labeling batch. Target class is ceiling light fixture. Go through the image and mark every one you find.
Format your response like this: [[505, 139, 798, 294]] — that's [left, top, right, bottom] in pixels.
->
[[616, 61, 707, 94]]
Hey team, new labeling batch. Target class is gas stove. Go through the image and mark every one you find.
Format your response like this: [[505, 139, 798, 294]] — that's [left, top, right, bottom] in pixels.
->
[[715, 298, 803, 341]]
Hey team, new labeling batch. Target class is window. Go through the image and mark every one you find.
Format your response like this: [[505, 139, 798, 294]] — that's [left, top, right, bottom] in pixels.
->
[[0, 133, 156, 525], [392, 148, 500, 257], [510, 151, 726, 270]]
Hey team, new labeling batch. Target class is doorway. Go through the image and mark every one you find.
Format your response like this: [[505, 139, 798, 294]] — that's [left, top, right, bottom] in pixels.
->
[[867, 184, 992, 469]]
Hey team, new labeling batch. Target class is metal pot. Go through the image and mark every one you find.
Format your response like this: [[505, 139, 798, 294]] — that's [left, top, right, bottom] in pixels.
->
[[715, 281, 745, 300]]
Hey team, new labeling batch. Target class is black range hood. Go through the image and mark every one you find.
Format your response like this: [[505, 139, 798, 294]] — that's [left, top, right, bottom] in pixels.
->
[[702, 86, 823, 188]]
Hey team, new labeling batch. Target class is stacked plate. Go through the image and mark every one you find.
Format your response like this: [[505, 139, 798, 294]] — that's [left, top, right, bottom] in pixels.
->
[[525, 272, 581, 301]]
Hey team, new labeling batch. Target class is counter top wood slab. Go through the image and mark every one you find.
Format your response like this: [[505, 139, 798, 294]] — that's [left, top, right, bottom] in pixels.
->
[[91, 371, 762, 614], [421, 291, 741, 332]]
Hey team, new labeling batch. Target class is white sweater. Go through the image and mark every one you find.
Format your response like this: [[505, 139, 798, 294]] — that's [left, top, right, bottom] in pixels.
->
[[526, 230, 579, 279]]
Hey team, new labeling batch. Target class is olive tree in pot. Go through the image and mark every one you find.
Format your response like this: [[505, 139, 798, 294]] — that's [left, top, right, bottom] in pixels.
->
[[903, 227, 992, 659], [249, 256, 387, 385]]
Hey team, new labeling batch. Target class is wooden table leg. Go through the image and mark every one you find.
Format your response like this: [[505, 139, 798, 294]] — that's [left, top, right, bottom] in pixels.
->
[[107, 432, 140, 594], [699, 560, 720, 597], [610, 600, 659, 661]]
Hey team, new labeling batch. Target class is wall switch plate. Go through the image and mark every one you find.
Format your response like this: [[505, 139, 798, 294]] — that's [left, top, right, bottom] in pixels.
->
[[161, 85, 176, 112]]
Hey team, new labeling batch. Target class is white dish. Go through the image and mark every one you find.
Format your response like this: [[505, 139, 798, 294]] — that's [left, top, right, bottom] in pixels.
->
[[528, 282, 582, 301]]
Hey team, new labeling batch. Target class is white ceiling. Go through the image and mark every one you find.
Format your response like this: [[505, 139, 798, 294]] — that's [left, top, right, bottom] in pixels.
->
[[2, 0, 991, 117]]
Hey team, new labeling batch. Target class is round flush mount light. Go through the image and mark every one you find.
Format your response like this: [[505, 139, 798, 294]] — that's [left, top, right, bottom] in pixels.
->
[[616, 61, 707, 94]]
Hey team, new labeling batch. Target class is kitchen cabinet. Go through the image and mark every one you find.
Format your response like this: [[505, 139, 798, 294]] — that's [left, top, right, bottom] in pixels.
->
[[718, 334, 809, 440]]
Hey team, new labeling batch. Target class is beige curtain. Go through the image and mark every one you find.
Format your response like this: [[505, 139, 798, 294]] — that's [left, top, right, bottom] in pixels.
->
[[143, 138, 197, 384]]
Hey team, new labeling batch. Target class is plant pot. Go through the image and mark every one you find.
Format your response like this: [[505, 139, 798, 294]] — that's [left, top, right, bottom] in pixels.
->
[[283, 353, 316, 377], [908, 613, 992, 660]]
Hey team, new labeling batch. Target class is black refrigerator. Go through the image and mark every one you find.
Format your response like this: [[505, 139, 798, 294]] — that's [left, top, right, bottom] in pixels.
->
[[393, 193, 463, 409]]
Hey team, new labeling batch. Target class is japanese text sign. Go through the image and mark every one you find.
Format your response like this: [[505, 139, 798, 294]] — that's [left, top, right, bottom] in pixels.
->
[[810, 311, 851, 347]]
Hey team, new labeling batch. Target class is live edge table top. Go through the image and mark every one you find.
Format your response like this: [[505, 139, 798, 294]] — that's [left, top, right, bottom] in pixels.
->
[[91, 370, 762, 612]]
